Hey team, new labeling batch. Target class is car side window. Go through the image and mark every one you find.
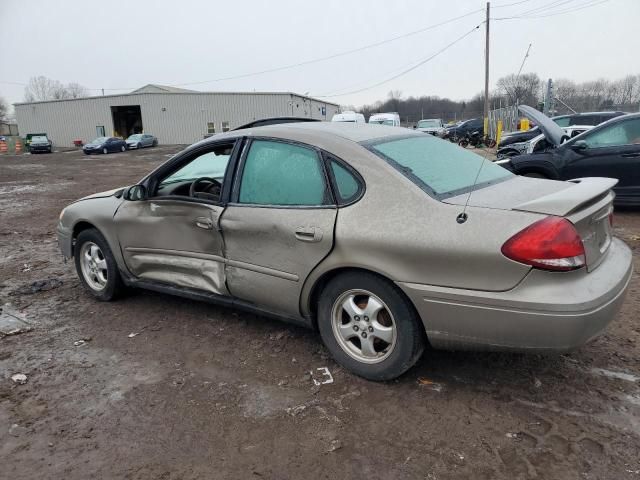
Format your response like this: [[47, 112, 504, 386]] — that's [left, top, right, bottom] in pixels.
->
[[238, 140, 330, 206], [157, 143, 234, 197], [583, 119, 640, 148], [328, 158, 361, 204]]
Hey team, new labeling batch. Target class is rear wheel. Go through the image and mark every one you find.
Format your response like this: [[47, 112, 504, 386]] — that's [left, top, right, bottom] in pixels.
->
[[152, 139, 158, 147], [318, 272, 426, 381], [102, 147, 108, 154], [74, 228, 124, 301], [458, 139, 469, 148], [120, 145, 126, 152]]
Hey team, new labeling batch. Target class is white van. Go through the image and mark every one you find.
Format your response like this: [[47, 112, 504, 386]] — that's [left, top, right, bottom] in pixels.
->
[[331, 111, 366, 123], [368, 112, 401, 127]]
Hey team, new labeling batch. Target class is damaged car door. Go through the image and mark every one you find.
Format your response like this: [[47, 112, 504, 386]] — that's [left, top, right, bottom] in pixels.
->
[[221, 139, 337, 317], [114, 141, 237, 294]]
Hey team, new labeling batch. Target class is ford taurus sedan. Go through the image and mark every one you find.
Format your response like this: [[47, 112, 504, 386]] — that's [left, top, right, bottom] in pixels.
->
[[57, 123, 633, 381]]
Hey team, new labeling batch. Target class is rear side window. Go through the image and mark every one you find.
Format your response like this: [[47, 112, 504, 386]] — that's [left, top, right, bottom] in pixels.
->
[[239, 140, 329, 206], [329, 159, 361, 204], [368, 135, 512, 198]]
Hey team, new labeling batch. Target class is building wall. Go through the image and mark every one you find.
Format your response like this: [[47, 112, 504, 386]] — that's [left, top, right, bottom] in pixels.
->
[[14, 93, 340, 146]]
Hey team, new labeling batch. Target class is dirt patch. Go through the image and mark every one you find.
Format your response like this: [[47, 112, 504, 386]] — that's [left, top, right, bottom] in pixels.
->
[[1, 147, 639, 479]]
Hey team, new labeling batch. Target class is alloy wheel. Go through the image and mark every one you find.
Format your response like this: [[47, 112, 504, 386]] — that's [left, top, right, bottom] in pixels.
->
[[331, 289, 397, 364], [79, 242, 108, 291]]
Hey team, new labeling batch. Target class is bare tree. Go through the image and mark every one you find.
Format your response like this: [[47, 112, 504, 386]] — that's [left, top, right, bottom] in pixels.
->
[[0, 96, 8, 121], [495, 73, 541, 106], [24, 76, 89, 101], [66, 82, 89, 99]]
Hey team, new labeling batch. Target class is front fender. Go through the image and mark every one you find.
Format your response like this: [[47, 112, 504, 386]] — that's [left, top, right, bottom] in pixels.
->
[[510, 153, 561, 179]]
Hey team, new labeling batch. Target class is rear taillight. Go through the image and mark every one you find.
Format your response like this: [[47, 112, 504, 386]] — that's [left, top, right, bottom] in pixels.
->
[[501, 217, 585, 271]]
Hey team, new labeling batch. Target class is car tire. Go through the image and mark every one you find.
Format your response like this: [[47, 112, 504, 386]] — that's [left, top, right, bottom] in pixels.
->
[[84, 151, 90, 155], [152, 139, 158, 147], [317, 271, 426, 381], [74, 228, 125, 301], [137, 143, 142, 149], [102, 147, 108, 154], [121, 145, 126, 152]]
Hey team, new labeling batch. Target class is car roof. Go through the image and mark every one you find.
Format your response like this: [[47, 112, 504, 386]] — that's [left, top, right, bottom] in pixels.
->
[[200, 121, 421, 145]]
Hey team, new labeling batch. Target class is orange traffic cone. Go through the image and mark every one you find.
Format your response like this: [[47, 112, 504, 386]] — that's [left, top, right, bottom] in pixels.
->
[[0, 141, 7, 154], [15, 140, 22, 154]]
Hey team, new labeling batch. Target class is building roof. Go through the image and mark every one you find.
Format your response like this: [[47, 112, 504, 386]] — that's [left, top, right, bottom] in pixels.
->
[[129, 84, 197, 94], [14, 87, 339, 107]]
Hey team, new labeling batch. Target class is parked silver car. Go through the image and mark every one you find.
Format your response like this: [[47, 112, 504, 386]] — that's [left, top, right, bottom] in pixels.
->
[[57, 123, 632, 380], [125, 133, 158, 150]]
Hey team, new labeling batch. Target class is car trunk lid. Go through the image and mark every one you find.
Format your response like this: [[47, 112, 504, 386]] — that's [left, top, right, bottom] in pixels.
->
[[444, 176, 617, 271]]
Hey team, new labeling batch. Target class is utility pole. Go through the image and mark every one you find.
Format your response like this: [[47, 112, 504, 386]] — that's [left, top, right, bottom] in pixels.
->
[[101, 88, 105, 96], [483, 1, 490, 135]]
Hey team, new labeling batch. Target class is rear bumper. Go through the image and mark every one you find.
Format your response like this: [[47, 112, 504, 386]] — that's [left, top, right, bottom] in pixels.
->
[[397, 237, 633, 352]]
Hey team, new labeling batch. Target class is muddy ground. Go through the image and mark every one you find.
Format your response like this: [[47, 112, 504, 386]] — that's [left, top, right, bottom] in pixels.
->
[[1, 146, 639, 480]]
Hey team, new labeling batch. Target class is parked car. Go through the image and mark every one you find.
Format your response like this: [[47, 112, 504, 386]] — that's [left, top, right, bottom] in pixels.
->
[[496, 125, 593, 159], [83, 137, 128, 155], [331, 111, 366, 123], [28, 135, 53, 154], [25, 132, 48, 151], [126, 134, 158, 150], [416, 119, 445, 136], [57, 122, 632, 381], [368, 112, 401, 126], [499, 111, 626, 148], [443, 118, 483, 141], [499, 106, 640, 205]]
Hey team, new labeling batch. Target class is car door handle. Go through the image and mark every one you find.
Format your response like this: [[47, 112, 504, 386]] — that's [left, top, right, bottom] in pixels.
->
[[621, 153, 640, 158], [195, 216, 214, 230], [295, 227, 323, 243]]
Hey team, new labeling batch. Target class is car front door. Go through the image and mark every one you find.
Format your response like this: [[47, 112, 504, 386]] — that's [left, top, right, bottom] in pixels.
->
[[113, 140, 238, 294], [220, 138, 337, 317], [561, 117, 640, 201]]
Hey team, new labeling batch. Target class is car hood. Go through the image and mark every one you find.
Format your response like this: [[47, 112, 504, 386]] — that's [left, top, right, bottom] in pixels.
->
[[518, 105, 564, 146], [443, 175, 617, 216], [77, 187, 125, 202]]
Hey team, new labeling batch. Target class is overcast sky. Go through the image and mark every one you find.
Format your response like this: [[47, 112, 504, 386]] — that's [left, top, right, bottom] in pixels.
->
[[1, 0, 638, 109]]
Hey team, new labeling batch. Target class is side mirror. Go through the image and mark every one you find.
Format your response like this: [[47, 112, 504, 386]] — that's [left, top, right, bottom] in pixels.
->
[[571, 140, 588, 151], [124, 184, 147, 201]]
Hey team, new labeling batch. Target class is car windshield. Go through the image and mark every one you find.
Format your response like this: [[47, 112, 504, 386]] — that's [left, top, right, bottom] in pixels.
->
[[31, 136, 48, 142], [418, 120, 440, 128], [368, 135, 513, 198], [127, 134, 143, 140], [90, 137, 108, 144], [370, 119, 395, 125]]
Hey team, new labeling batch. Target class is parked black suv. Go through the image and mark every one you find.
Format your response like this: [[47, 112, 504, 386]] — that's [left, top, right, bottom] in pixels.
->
[[498, 111, 626, 148], [444, 118, 483, 141]]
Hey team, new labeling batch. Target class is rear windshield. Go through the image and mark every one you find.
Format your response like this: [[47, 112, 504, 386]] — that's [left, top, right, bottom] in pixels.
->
[[367, 135, 512, 198]]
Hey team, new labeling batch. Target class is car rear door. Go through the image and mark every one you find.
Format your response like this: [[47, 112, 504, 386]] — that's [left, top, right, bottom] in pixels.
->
[[220, 138, 337, 317], [561, 117, 640, 201]]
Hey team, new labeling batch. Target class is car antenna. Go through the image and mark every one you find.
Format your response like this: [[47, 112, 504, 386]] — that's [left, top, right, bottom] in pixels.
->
[[456, 138, 492, 225]]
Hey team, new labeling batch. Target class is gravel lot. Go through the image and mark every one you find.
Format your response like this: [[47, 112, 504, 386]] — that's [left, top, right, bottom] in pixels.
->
[[1, 146, 639, 480]]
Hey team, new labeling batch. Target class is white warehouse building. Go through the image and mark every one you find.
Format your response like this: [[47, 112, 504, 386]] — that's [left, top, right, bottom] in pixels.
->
[[14, 84, 340, 146]]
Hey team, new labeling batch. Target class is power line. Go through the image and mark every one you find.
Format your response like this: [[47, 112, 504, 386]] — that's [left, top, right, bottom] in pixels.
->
[[493, 0, 609, 20], [169, 8, 484, 88], [315, 24, 482, 98], [520, 0, 610, 18], [2, 7, 485, 93]]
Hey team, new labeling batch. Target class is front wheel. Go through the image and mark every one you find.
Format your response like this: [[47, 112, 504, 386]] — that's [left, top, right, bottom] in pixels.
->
[[74, 228, 124, 301], [458, 139, 469, 148], [318, 272, 426, 381], [102, 147, 108, 154]]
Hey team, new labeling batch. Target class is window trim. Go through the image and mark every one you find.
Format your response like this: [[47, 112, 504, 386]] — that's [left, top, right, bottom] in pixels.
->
[[230, 136, 336, 209], [322, 151, 365, 207]]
